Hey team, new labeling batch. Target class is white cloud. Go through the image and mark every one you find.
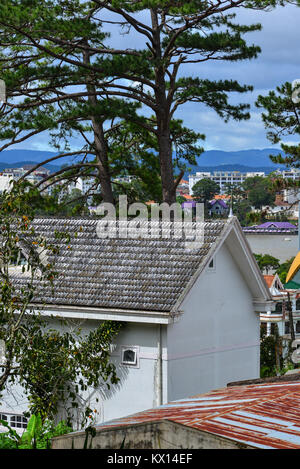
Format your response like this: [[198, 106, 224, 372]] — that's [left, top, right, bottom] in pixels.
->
[[7, 4, 300, 153]]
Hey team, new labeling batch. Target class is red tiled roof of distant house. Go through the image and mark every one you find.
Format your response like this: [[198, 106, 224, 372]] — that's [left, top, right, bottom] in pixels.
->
[[263, 275, 275, 288], [214, 194, 231, 200]]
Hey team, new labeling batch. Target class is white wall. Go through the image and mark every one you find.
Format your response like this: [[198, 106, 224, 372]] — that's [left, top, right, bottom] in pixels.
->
[[245, 233, 298, 264], [166, 241, 260, 402], [100, 322, 167, 423], [0, 319, 167, 430]]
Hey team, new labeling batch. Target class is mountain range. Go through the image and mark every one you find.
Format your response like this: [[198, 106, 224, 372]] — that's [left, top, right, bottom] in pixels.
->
[[0, 148, 285, 174]]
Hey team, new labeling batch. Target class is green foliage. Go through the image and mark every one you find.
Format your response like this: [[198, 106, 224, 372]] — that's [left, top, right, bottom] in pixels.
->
[[256, 82, 300, 168], [221, 177, 276, 225], [276, 257, 295, 284], [0, 0, 278, 203], [260, 324, 283, 377], [260, 324, 295, 378], [20, 413, 42, 449], [243, 175, 276, 209], [191, 178, 220, 203], [256, 80, 300, 198], [16, 321, 122, 423], [0, 416, 73, 449], [254, 253, 280, 274]]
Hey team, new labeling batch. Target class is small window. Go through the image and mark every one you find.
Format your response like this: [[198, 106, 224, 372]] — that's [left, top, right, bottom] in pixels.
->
[[121, 346, 139, 367], [10, 414, 27, 429], [296, 321, 300, 334], [0, 414, 7, 422], [0, 413, 27, 429]]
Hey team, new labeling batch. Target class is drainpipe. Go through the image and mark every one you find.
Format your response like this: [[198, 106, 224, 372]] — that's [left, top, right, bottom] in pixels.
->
[[156, 324, 163, 407]]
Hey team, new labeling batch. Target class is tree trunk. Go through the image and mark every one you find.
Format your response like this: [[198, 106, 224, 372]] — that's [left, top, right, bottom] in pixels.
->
[[83, 48, 114, 205], [158, 130, 176, 205], [90, 116, 115, 205], [151, 9, 176, 205]]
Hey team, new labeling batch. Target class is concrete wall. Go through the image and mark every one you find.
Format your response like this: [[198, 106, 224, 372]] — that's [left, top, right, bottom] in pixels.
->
[[51, 420, 253, 449], [245, 233, 298, 264], [166, 241, 260, 402]]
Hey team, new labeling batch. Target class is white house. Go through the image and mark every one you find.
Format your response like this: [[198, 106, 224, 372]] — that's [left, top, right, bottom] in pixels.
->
[[261, 273, 300, 341], [0, 216, 273, 431]]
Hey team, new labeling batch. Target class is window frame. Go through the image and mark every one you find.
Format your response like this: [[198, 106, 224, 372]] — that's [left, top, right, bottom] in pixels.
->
[[120, 346, 140, 368]]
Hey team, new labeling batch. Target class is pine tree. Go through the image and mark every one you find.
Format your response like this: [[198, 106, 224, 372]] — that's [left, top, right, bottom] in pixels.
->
[[256, 82, 300, 176], [0, 0, 290, 204]]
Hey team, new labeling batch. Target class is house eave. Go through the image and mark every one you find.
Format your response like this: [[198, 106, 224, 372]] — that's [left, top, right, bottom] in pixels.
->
[[253, 299, 275, 313], [29, 303, 178, 324]]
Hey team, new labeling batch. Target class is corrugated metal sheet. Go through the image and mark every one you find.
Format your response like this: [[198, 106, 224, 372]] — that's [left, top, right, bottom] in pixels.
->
[[95, 381, 300, 449]]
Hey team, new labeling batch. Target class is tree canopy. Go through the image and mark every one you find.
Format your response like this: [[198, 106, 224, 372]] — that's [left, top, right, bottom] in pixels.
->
[[254, 253, 280, 274], [191, 178, 220, 204], [0, 0, 287, 204], [243, 175, 276, 209], [257, 82, 300, 173]]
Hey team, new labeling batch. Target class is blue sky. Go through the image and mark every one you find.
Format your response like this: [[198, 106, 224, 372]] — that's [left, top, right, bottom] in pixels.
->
[[17, 3, 300, 154], [176, 3, 300, 151]]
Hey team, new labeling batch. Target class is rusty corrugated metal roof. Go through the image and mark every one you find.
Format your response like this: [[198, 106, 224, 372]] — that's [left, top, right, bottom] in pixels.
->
[[95, 381, 300, 449]]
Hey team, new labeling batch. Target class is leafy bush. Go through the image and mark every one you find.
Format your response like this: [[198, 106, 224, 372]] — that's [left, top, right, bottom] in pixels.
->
[[0, 415, 72, 449]]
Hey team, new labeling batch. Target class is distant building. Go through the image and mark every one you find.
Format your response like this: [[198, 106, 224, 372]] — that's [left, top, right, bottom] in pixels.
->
[[208, 199, 229, 217], [274, 168, 300, 181], [247, 222, 297, 231], [261, 273, 300, 349], [189, 170, 265, 195], [243, 222, 298, 264]]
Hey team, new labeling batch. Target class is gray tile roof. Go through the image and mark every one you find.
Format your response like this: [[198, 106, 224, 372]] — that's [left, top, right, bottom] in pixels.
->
[[13, 217, 230, 312]]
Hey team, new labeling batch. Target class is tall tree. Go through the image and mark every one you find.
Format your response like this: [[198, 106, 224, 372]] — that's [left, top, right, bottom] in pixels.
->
[[0, 0, 146, 204], [192, 178, 220, 202], [0, 0, 284, 204], [254, 253, 280, 274], [92, 0, 268, 203], [256, 80, 300, 212], [243, 175, 276, 209], [256, 82, 300, 172]]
